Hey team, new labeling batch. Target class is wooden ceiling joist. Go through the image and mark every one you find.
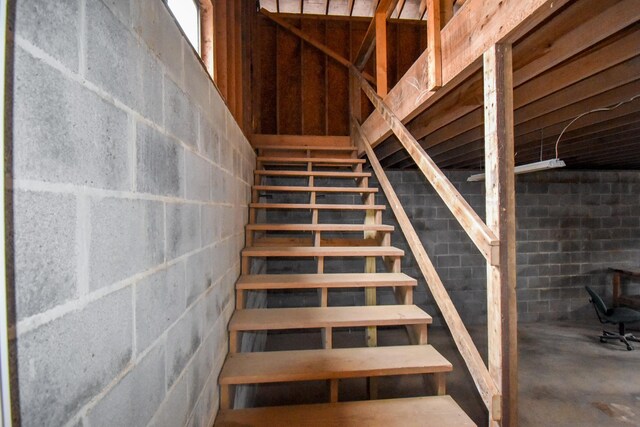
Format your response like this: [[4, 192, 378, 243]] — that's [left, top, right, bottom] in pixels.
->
[[418, 93, 640, 170], [374, 12, 640, 167]]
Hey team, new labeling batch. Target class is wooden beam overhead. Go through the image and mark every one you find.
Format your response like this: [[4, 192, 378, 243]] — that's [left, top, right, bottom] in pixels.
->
[[261, 9, 377, 84], [393, 0, 407, 18], [419, 0, 427, 20]]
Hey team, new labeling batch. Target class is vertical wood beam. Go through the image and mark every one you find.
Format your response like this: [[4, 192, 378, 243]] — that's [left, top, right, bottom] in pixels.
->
[[235, 0, 243, 124], [227, 0, 237, 114], [199, 0, 214, 76], [427, 0, 442, 90], [213, 0, 228, 97], [483, 43, 517, 426], [374, 11, 388, 96]]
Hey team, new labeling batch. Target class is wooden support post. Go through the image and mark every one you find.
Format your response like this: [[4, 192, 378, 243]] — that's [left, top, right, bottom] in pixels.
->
[[484, 43, 517, 426], [427, 0, 442, 90], [375, 11, 388, 96]]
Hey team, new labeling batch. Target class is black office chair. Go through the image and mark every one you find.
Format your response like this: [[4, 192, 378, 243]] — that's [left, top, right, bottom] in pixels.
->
[[586, 286, 640, 351]]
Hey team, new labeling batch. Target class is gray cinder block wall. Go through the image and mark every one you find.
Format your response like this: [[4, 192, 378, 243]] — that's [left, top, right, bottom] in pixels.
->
[[265, 171, 640, 325], [7, 1, 255, 426], [377, 170, 640, 325]]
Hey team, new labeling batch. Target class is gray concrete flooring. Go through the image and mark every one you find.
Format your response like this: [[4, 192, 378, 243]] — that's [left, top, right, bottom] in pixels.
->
[[252, 320, 640, 426]]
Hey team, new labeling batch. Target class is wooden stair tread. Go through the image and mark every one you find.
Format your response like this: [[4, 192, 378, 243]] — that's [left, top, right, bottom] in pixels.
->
[[255, 170, 371, 178], [230, 305, 432, 331], [220, 345, 451, 385], [250, 203, 385, 210], [256, 145, 357, 151], [246, 223, 394, 232], [254, 185, 378, 193], [237, 273, 417, 290], [258, 156, 366, 164], [214, 395, 476, 427], [242, 246, 404, 257]]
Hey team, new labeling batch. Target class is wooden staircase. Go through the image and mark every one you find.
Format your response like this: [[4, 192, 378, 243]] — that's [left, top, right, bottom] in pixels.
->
[[214, 141, 475, 426]]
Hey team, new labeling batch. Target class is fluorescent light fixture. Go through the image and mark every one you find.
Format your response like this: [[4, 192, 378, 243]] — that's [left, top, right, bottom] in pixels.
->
[[467, 158, 566, 182]]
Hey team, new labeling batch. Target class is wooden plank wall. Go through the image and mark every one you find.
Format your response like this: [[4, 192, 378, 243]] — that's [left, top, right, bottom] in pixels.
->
[[252, 16, 427, 136], [213, 0, 253, 134]]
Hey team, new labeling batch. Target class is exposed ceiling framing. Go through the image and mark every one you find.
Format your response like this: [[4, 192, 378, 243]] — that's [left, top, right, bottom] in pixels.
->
[[260, 0, 434, 20]]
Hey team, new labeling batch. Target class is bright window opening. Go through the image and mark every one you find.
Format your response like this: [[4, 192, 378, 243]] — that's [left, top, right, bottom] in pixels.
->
[[167, 0, 200, 53]]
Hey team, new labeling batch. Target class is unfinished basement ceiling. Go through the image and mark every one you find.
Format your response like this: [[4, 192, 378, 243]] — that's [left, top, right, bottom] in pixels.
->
[[260, 0, 430, 20], [371, 3, 640, 171]]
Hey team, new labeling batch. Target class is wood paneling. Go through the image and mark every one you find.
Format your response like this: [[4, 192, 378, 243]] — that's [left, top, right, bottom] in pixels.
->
[[302, 20, 327, 134], [251, 15, 426, 136], [277, 20, 303, 134]]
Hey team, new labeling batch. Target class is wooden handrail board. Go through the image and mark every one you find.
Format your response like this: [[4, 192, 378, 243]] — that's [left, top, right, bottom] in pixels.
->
[[242, 246, 404, 258], [214, 396, 476, 427], [354, 120, 499, 412], [257, 156, 366, 164], [229, 305, 432, 331], [219, 345, 451, 385], [246, 224, 394, 232], [250, 203, 385, 211], [236, 273, 417, 290], [352, 70, 500, 266], [253, 185, 378, 194], [255, 170, 371, 178]]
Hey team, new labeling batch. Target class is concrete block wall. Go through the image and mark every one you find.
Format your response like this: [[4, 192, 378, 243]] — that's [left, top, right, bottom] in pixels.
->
[[377, 170, 640, 324], [8, 1, 255, 425], [264, 170, 640, 325]]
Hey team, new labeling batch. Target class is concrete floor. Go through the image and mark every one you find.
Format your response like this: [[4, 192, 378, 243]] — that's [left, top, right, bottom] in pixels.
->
[[252, 320, 640, 426]]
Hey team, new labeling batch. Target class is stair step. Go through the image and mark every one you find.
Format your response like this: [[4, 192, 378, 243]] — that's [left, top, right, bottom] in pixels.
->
[[221, 345, 450, 385], [237, 273, 417, 290], [258, 156, 366, 164], [230, 305, 432, 332], [214, 395, 476, 427], [256, 145, 357, 152], [250, 203, 385, 211], [255, 170, 371, 178], [246, 223, 394, 232], [254, 185, 378, 194], [242, 246, 404, 258]]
